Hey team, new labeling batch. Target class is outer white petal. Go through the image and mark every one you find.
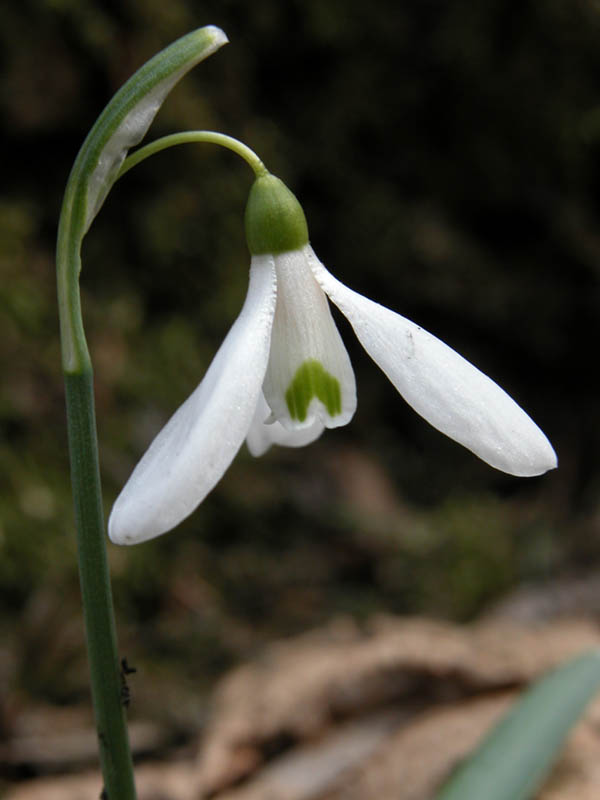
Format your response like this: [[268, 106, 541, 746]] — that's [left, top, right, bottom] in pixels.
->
[[308, 246, 557, 477], [263, 248, 356, 431], [246, 393, 325, 457], [109, 255, 277, 544]]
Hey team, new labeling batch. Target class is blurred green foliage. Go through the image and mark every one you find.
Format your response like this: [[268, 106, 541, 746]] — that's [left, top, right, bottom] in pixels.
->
[[1, 0, 600, 722]]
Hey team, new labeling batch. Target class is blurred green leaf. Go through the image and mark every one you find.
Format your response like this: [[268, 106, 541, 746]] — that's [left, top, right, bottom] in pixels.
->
[[435, 649, 600, 800]]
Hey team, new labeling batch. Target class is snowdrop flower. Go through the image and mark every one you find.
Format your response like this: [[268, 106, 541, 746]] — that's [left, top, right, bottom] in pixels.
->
[[109, 174, 556, 544]]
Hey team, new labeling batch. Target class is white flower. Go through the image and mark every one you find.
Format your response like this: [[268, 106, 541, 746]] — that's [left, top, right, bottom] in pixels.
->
[[108, 175, 557, 544]]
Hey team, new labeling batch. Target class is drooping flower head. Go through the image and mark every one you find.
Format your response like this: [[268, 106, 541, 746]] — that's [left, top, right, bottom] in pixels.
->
[[108, 173, 556, 545]]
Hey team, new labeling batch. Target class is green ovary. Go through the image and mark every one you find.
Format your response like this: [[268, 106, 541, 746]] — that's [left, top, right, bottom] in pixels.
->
[[285, 359, 342, 422]]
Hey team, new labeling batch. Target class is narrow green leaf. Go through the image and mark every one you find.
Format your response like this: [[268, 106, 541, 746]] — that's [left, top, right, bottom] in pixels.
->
[[435, 649, 600, 800]]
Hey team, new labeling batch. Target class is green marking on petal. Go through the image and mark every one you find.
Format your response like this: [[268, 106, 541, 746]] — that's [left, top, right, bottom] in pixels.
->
[[285, 359, 342, 422]]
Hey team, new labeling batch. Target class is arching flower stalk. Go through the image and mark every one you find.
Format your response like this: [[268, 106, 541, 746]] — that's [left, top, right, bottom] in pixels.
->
[[109, 174, 556, 545]]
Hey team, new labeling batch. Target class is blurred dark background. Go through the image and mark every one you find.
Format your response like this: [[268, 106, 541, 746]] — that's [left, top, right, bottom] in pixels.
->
[[1, 0, 599, 778]]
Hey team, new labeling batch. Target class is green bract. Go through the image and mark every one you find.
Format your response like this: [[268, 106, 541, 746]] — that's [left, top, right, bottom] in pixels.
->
[[245, 174, 309, 255], [81, 26, 228, 234], [57, 25, 228, 374]]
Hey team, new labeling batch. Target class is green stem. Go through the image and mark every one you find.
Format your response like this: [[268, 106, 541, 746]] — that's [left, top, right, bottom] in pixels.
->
[[65, 371, 136, 800], [117, 130, 268, 180], [56, 26, 231, 798], [57, 198, 136, 799]]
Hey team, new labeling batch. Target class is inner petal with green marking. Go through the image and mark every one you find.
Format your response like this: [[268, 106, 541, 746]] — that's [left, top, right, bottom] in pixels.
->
[[260, 247, 356, 431], [285, 359, 342, 422]]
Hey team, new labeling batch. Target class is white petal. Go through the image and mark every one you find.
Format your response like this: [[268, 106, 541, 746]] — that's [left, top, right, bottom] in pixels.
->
[[262, 248, 356, 431], [109, 255, 276, 544], [308, 247, 557, 477], [246, 393, 325, 457]]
